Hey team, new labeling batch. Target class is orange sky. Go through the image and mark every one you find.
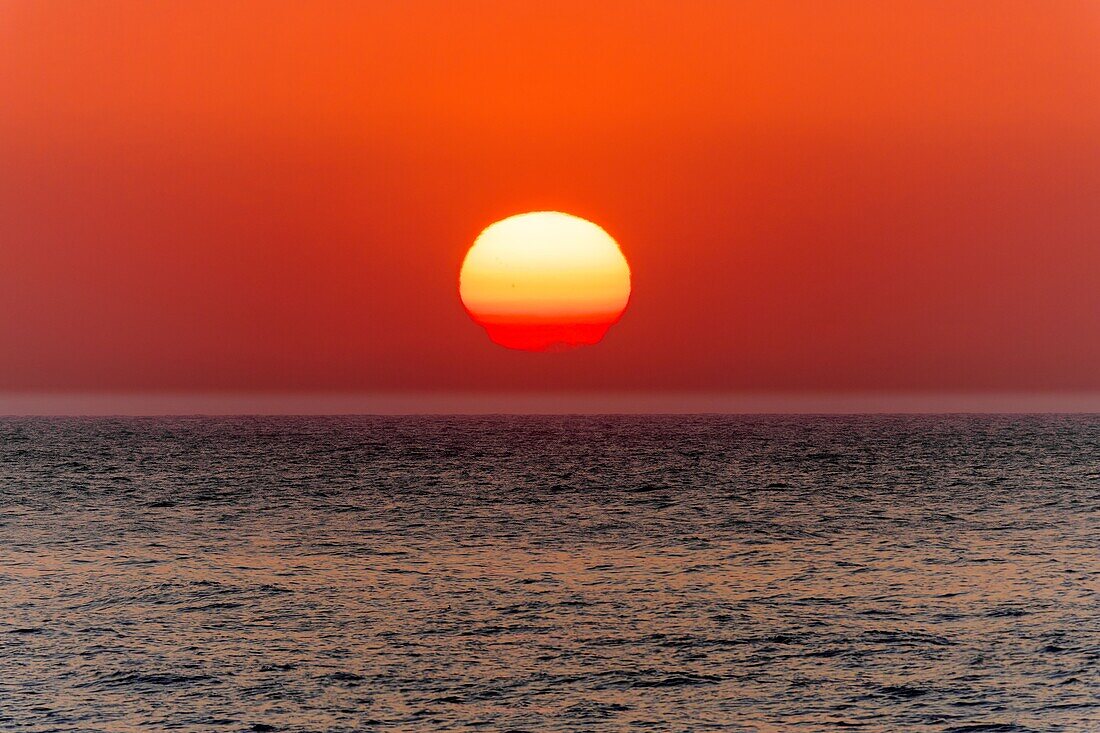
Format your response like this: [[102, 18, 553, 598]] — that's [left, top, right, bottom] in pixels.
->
[[2, 1, 1100, 393]]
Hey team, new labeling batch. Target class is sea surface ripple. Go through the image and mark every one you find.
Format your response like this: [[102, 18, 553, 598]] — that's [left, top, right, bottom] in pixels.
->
[[0, 415, 1097, 732]]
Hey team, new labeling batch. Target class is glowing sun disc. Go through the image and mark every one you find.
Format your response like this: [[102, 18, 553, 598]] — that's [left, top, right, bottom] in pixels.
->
[[460, 211, 631, 351]]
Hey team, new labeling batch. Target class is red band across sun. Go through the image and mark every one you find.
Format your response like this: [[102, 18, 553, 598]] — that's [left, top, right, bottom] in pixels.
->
[[459, 212, 631, 352]]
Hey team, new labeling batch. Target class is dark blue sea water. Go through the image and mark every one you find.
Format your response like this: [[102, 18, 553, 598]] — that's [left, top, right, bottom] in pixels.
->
[[1, 415, 1098, 732]]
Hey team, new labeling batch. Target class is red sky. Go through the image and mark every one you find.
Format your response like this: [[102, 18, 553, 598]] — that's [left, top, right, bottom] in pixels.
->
[[2, 1, 1100, 395]]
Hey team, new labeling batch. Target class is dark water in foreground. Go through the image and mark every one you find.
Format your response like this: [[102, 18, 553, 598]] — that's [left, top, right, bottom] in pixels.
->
[[1, 416, 1098, 732]]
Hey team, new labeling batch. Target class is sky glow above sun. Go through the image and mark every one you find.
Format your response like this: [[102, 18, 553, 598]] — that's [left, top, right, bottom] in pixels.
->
[[459, 212, 631, 352]]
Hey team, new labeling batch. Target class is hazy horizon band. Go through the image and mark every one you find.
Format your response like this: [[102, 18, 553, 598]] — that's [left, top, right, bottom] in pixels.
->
[[4, 391, 1100, 416]]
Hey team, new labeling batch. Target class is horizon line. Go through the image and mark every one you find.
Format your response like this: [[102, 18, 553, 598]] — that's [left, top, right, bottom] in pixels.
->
[[3, 391, 1100, 416]]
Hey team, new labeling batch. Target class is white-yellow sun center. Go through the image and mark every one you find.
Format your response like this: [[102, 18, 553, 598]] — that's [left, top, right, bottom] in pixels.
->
[[459, 211, 631, 318]]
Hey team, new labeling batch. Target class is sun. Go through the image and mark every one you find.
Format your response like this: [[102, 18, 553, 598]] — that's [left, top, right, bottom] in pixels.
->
[[459, 212, 631, 351]]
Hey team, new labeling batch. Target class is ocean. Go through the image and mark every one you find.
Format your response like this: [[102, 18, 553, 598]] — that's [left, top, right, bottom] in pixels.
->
[[1, 415, 1097, 731]]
